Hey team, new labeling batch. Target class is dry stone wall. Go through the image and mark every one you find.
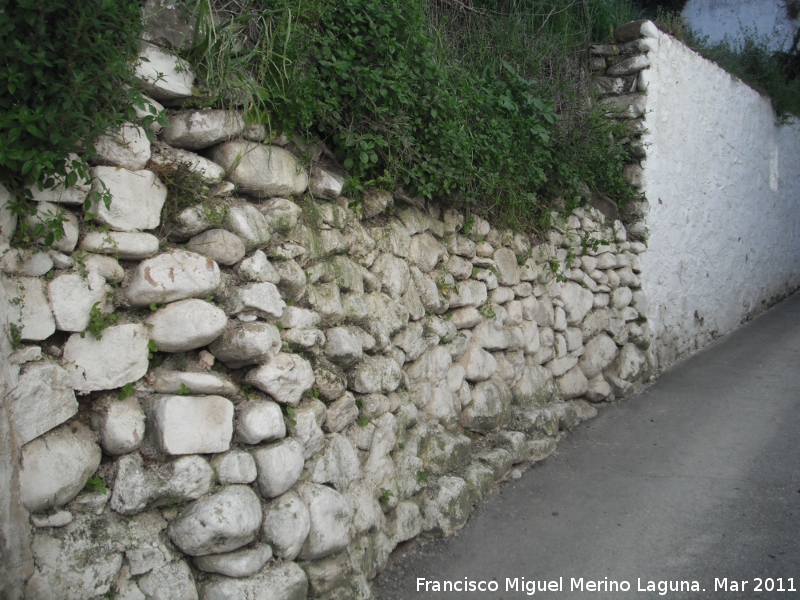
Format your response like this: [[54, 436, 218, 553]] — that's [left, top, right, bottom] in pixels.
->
[[0, 17, 656, 599]]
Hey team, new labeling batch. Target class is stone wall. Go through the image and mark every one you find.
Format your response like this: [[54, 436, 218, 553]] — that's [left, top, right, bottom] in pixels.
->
[[0, 15, 656, 598], [604, 20, 800, 370]]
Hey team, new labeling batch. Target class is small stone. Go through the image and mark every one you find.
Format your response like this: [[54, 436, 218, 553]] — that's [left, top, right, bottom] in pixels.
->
[[193, 544, 272, 578], [94, 123, 151, 171], [31, 510, 73, 528], [347, 355, 402, 394], [79, 231, 160, 260], [163, 110, 245, 150], [151, 370, 238, 396], [325, 393, 359, 433], [209, 141, 308, 198], [259, 197, 303, 233], [19, 422, 102, 512], [186, 229, 245, 265], [262, 490, 311, 560], [147, 299, 227, 352], [245, 353, 315, 405], [91, 396, 146, 456], [237, 250, 281, 283], [226, 282, 285, 319], [125, 250, 221, 306], [134, 42, 194, 101], [150, 146, 225, 183], [208, 321, 282, 369], [224, 204, 272, 251], [62, 324, 150, 392], [1, 248, 54, 277], [556, 366, 589, 400], [252, 438, 305, 498], [211, 450, 258, 485], [168, 486, 263, 556], [607, 54, 650, 76], [237, 399, 286, 444], [150, 395, 233, 455]]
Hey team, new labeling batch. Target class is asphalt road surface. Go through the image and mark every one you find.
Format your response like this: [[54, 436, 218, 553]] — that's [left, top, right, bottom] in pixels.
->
[[373, 293, 800, 600]]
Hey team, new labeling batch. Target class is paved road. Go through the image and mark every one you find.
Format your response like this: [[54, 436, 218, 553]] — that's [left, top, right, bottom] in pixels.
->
[[373, 293, 800, 600]]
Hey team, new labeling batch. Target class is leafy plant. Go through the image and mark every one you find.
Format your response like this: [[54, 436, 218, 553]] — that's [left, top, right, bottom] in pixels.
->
[[8, 322, 24, 351], [85, 475, 106, 494], [378, 488, 394, 504], [82, 303, 119, 340], [356, 413, 370, 427], [118, 382, 136, 400], [284, 405, 297, 427], [416, 470, 428, 484]]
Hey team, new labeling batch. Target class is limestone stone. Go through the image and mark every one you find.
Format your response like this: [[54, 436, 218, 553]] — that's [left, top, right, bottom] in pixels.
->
[[607, 54, 650, 76], [79, 231, 160, 260], [547, 355, 578, 377], [245, 353, 315, 405], [150, 395, 233, 455], [0, 182, 17, 239], [1, 248, 54, 277], [253, 438, 305, 498], [211, 450, 258, 485], [615, 343, 647, 381], [422, 476, 470, 536], [224, 204, 272, 251], [227, 282, 285, 319], [126, 250, 221, 306], [80, 253, 124, 283], [25, 202, 79, 252], [324, 327, 363, 367], [407, 232, 445, 272], [472, 321, 512, 351], [512, 365, 555, 406], [90, 167, 166, 232], [137, 561, 197, 600], [309, 433, 362, 490], [185, 229, 246, 266], [30, 511, 73, 529], [307, 282, 345, 326], [348, 355, 402, 394], [199, 563, 308, 600], [91, 396, 146, 456], [556, 366, 589, 400], [586, 374, 613, 402], [237, 399, 286, 445], [2, 276, 56, 340], [259, 197, 303, 233], [296, 482, 353, 560], [163, 110, 245, 150], [94, 123, 151, 171], [262, 490, 311, 561], [62, 324, 150, 392], [209, 321, 281, 369], [460, 345, 498, 382], [388, 501, 422, 544], [300, 551, 353, 597], [150, 146, 226, 183], [194, 544, 272, 578], [559, 281, 594, 325], [109, 454, 215, 515], [147, 299, 227, 352], [10, 362, 78, 446], [209, 141, 308, 198], [238, 249, 281, 283], [325, 393, 359, 433], [579, 333, 619, 378], [134, 42, 195, 101], [461, 378, 512, 432], [20, 422, 101, 512], [370, 253, 410, 298], [417, 426, 471, 475], [447, 279, 488, 308], [168, 485, 262, 556], [151, 370, 238, 396], [309, 164, 345, 199], [290, 403, 325, 460]]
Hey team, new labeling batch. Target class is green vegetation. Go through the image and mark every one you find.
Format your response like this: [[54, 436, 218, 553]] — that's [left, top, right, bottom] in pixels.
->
[[84, 475, 107, 494], [82, 302, 120, 340], [0, 0, 154, 244]]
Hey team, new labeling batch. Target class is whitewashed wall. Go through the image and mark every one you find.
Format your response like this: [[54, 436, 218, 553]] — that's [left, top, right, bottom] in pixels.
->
[[638, 30, 800, 369], [683, 0, 799, 52]]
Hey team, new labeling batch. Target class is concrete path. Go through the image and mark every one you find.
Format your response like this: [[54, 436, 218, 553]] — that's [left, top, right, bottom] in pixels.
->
[[373, 293, 800, 599]]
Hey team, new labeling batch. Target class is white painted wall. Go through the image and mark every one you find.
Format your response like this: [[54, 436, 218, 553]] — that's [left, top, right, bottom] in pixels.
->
[[683, 0, 799, 51], [638, 31, 800, 369]]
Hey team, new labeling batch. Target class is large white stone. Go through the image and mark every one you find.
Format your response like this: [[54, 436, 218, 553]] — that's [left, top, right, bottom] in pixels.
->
[[262, 490, 311, 560], [208, 321, 282, 368], [615, 343, 647, 381], [81, 253, 124, 283], [48, 271, 110, 332], [237, 399, 286, 444], [259, 197, 303, 233], [224, 204, 271, 251], [90, 167, 167, 231], [245, 353, 315, 405], [126, 250, 221, 306], [460, 344, 498, 382], [2, 275, 56, 340], [168, 485, 262, 556], [163, 110, 245, 150], [422, 476, 470, 536], [147, 299, 227, 352], [138, 560, 197, 600], [237, 250, 281, 283], [461, 378, 512, 432], [370, 253, 410, 298], [579, 333, 619, 378], [556, 366, 589, 400], [199, 563, 308, 600], [134, 42, 195, 101], [347, 355, 402, 394], [20, 422, 101, 512], [150, 146, 225, 183], [209, 141, 308, 198], [151, 370, 238, 396], [408, 232, 445, 272], [296, 483, 353, 560], [79, 231, 160, 260], [150, 395, 233, 455], [193, 543, 272, 578], [308, 434, 361, 490], [559, 281, 594, 325], [292, 403, 325, 460], [26, 201, 80, 252], [252, 438, 305, 498], [91, 396, 146, 456], [10, 362, 78, 446], [447, 279, 488, 308], [0, 248, 53, 277], [186, 229, 245, 266], [227, 282, 285, 319], [62, 324, 150, 392], [0, 182, 17, 238], [109, 454, 215, 515], [323, 327, 363, 367], [94, 123, 151, 171]]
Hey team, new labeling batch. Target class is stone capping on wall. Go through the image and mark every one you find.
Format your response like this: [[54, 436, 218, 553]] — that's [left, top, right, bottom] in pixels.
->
[[0, 9, 658, 600]]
